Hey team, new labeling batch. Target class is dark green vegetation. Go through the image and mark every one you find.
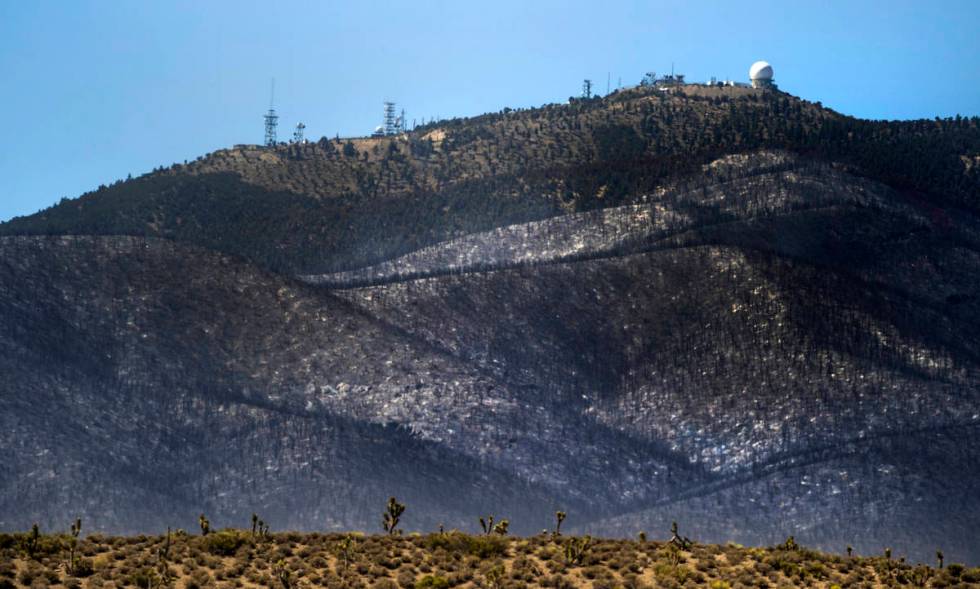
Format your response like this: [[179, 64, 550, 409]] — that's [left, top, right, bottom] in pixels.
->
[[2, 86, 977, 273], [1, 85, 979, 565], [3, 526, 978, 589]]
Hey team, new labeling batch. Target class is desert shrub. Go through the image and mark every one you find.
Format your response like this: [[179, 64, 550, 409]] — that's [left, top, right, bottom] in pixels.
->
[[0, 579, 15, 589], [423, 533, 507, 559], [413, 575, 448, 589], [652, 562, 689, 584], [74, 558, 96, 578], [423, 534, 464, 553], [204, 531, 248, 557], [128, 570, 154, 589], [540, 575, 574, 589], [946, 563, 964, 577], [19, 566, 39, 586], [34, 535, 65, 558], [0, 534, 16, 551], [804, 561, 828, 579], [0, 562, 15, 578], [395, 567, 415, 589], [371, 580, 397, 589], [582, 565, 605, 580], [467, 535, 508, 559]]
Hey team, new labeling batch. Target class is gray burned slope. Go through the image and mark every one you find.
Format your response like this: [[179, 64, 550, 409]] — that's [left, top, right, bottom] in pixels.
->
[[1, 152, 979, 563], [0, 236, 573, 535], [322, 154, 980, 561], [0, 236, 698, 537]]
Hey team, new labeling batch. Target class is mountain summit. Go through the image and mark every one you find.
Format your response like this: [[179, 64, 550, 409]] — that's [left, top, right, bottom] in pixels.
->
[[1, 85, 979, 563]]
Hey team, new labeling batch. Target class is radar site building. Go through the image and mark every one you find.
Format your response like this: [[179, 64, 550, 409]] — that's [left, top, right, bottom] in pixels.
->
[[749, 61, 775, 88]]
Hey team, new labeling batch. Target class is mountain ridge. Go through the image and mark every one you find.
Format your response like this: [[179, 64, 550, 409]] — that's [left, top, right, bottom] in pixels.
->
[[1, 87, 979, 563], [3, 86, 977, 274]]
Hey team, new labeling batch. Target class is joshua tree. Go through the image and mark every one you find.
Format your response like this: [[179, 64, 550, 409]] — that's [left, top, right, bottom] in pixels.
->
[[669, 522, 692, 550], [273, 559, 291, 589], [153, 529, 174, 589], [937, 550, 944, 569], [382, 497, 406, 535], [479, 515, 495, 535], [563, 535, 592, 566], [884, 547, 892, 561], [198, 514, 210, 536], [480, 515, 509, 536], [637, 532, 647, 543], [553, 511, 566, 537], [493, 519, 510, 536], [484, 564, 505, 589], [65, 518, 82, 575], [251, 514, 258, 536], [27, 523, 40, 558], [336, 535, 356, 571], [158, 527, 172, 561]]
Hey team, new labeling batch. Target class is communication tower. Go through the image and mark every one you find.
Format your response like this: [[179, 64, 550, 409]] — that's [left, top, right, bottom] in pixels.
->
[[582, 79, 593, 99], [293, 122, 306, 143], [383, 101, 398, 136], [264, 80, 278, 147]]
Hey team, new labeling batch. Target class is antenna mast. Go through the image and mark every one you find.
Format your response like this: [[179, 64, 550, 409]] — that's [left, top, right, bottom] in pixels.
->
[[383, 101, 397, 136], [293, 122, 305, 143], [582, 79, 592, 99], [264, 79, 278, 147]]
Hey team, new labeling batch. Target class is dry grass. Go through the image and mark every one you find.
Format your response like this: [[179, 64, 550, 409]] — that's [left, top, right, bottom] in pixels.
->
[[2, 531, 978, 589]]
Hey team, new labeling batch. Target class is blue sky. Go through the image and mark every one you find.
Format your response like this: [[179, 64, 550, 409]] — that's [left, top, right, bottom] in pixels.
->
[[1, 0, 978, 222]]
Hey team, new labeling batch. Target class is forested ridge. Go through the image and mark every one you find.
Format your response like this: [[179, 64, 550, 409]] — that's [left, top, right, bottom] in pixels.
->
[[2, 85, 977, 273]]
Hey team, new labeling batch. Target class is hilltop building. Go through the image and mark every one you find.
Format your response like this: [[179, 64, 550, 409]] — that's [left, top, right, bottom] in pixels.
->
[[749, 61, 775, 88], [701, 61, 776, 89], [640, 71, 686, 87]]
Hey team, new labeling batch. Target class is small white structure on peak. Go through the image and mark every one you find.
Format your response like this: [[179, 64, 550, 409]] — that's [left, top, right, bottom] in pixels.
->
[[749, 61, 775, 88]]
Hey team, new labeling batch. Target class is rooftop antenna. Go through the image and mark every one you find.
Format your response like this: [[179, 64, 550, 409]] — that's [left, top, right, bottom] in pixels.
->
[[582, 79, 592, 99], [399, 108, 407, 133], [293, 122, 305, 143], [263, 79, 278, 147], [383, 101, 397, 136]]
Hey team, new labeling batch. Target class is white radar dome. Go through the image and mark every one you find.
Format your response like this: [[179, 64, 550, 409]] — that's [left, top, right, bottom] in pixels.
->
[[749, 61, 774, 81]]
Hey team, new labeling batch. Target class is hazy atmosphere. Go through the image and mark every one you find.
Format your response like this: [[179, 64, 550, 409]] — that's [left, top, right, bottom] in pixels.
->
[[1, 0, 978, 221]]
